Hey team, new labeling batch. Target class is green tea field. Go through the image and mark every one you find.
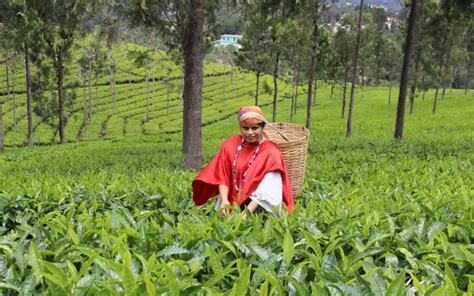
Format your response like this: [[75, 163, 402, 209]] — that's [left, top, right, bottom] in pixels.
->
[[0, 56, 473, 294]]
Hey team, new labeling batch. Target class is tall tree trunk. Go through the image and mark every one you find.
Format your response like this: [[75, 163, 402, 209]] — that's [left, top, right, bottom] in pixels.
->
[[0, 101, 4, 152], [295, 79, 299, 116], [272, 52, 280, 122], [95, 73, 99, 112], [88, 61, 93, 124], [152, 74, 156, 102], [433, 87, 439, 114], [146, 73, 150, 121], [441, 85, 446, 100], [166, 75, 170, 115], [376, 58, 380, 85], [11, 64, 16, 131], [111, 57, 116, 110], [223, 63, 227, 102], [394, 0, 417, 139], [465, 56, 472, 94], [306, 55, 315, 129], [388, 76, 392, 105], [409, 43, 420, 114], [182, 0, 204, 169], [450, 67, 456, 94], [409, 84, 415, 113], [56, 55, 66, 144], [312, 74, 318, 106], [231, 64, 235, 100], [433, 64, 443, 113], [24, 42, 33, 147], [255, 72, 260, 106], [341, 67, 348, 118], [346, 0, 364, 138], [421, 74, 426, 101], [82, 75, 87, 138], [5, 60, 10, 117], [291, 73, 296, 123], [330, 84, 334, 99], [307, 11, 319, 129]]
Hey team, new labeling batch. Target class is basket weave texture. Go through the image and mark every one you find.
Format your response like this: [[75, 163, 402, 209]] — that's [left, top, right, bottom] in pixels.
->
[[266, 123, 309, 197]]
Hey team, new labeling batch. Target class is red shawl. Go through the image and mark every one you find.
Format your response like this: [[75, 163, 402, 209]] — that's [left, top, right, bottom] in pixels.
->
[[192, 135, 294, 210]]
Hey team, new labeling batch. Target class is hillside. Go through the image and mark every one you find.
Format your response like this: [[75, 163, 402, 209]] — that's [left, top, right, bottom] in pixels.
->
[[1, 40, 473, 294], [0, 44, 293, 147]]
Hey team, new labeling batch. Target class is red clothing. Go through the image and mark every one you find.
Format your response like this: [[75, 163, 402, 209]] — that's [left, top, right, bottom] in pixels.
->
[[192, 135, 294, 210]]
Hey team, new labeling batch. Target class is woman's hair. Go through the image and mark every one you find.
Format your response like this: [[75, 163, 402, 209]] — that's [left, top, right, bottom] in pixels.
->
[[238, 106, 266, 126]]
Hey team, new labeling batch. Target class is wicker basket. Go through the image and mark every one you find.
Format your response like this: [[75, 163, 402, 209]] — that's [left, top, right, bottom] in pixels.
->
[[266, 122, 309, 197]]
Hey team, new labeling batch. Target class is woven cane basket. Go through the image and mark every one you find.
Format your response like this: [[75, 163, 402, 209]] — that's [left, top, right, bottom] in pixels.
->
[[266, 123, 309, 197]]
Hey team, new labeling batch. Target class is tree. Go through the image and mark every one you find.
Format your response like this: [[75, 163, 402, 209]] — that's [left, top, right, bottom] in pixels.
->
[[276, 19, 310, 121], [383, 37, 402, 105], [366, 6, 388, 86], [346, 0, 364, 138], [77, 50, 90, 138], [129, 48, 153, 121], [463, 19, 473, 94], [332, 14, 356, 118], [298, 0, 327, 129], [0, 0, 37, 147], [29, 0, 93, 144], [237, 11, 272, 106], [0, 100, 3, 152], [97, 14, 123, 111], [394, 0, 417, 139], [123, 0, 221, 169]]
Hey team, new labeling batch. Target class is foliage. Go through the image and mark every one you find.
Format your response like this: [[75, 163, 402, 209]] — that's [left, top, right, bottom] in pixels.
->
[[0, 86, 472, 294]]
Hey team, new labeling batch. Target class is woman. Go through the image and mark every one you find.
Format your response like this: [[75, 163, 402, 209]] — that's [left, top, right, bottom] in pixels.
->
[[192, 106, 294, 217]]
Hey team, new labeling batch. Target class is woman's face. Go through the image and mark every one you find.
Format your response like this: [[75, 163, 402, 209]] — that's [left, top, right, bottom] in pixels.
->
[[240, 124, 264, 144]]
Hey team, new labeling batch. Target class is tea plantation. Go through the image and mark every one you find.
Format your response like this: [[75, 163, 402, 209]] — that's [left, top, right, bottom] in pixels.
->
[[0, 49, 473, 294]]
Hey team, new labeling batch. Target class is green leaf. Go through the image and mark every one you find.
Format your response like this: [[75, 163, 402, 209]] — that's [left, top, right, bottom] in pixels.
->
[[204, 263, 236, 288], [27, 242, 43, 284], [144, 274, 156, 296], [348, 247, 385, 267], [255, 268, 284, 296], [230, 262, 251, 296], [121, 246, 137, 296], [0, 283, 20, 292], [283, 230, 295, 265], [444, 262, 458, 291], [310, 281, 330, 296], [365, 268, 386, 295], [259, 280, 269, 296], [397, 248, 418, 269], [386, 270, 407, 296], [43, 261, 69, 288], [67, 226, 80, 245]]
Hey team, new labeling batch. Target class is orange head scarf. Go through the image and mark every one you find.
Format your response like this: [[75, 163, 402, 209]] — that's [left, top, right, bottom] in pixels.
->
[[238, 106, 267, 126]]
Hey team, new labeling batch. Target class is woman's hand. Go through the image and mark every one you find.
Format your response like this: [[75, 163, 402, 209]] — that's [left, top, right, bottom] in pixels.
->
[[218, 185, 231, 216], [241, 200, 259, 220], [219, 198, 231, 216]]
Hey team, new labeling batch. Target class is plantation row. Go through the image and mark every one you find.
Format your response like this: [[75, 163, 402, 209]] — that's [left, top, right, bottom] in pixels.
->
[[0, 63, 298, 146], [0, 88, 472, 294], [0, 43, 227, 95]]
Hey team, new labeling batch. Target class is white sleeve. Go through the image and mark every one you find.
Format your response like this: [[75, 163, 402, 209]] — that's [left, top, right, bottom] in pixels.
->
[[249, 171, 283, 216]]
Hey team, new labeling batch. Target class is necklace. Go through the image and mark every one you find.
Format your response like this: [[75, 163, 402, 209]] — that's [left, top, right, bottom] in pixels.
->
[[232, 137, 263, 192]]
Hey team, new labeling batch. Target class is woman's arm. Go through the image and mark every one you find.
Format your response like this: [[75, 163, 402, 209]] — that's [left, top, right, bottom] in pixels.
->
[[218, 184, 231, 216]]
